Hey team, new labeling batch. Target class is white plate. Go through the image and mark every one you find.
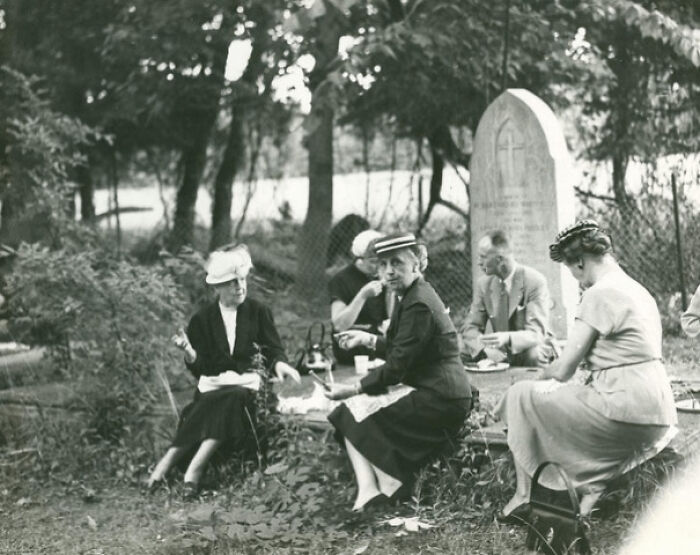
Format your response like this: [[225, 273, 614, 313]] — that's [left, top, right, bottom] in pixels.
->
[[464, 362, 510, 373], [675, 398, 700, 413]]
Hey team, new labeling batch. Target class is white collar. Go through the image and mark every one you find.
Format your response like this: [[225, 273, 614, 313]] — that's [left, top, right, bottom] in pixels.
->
[[218, 301, 238, 314], [501, 264, 518, 293]]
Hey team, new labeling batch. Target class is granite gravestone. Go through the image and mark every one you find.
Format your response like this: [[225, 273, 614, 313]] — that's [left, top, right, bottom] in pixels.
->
[[469, 89, 577, 338]]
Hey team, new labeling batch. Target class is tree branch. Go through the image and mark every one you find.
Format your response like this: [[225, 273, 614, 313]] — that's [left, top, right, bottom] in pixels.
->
[[574, 186, 616, 203]]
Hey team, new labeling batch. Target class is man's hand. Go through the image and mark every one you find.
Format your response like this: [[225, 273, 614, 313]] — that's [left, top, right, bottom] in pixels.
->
[[335, 330, 373, 350], [360, 280, 383, 300], [274, 361, 301, 384], [481, 332, 510, 350], [483, 347, 508, 363], [324, 382, 358, 400]]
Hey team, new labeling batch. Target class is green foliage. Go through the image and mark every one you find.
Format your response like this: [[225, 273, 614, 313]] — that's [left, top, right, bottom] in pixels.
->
[[572, 0, 700, 175], [337, 0, 580, 140], [0, 66, 102, 242], [166, 424, 355, 551], [5, 236, 189, 447]]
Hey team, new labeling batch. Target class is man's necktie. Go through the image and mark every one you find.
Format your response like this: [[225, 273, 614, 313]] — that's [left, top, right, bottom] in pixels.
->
[[493, 280, 509, 332]]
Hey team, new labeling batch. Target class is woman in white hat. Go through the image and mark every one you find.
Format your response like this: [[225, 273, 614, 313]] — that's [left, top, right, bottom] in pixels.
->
[[146, 245, 300, 497], [326, 233, 473, 511]]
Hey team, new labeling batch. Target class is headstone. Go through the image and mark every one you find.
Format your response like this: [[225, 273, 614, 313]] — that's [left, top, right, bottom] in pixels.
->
[[469, 89, 577, 337]]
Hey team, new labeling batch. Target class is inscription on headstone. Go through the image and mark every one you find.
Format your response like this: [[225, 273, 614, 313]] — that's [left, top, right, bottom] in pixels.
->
[[469, 89, 577, 337]]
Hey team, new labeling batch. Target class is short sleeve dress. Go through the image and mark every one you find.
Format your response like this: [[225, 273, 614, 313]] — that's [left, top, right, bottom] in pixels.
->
[[496, 269, 677, 492]]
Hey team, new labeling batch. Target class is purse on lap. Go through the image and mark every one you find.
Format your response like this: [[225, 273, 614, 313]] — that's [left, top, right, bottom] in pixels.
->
[[525, 461, 591, 555]]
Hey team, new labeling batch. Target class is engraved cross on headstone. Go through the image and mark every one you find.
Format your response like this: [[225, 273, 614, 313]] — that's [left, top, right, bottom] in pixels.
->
[[496, 121, 524, 188]]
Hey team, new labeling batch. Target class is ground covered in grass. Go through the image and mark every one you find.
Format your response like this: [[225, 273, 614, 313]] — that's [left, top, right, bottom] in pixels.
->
[[0, 427, 636, 555]]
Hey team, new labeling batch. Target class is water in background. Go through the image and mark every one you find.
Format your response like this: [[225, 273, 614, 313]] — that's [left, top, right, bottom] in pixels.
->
[[88, 168, 470, 231]]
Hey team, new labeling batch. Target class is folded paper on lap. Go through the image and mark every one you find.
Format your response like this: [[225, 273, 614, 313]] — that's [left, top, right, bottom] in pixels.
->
[[343, 384, 416, 422], [198, 370, 261, 393]]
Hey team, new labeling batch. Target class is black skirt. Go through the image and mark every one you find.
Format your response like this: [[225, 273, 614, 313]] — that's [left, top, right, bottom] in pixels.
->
[[172, 386, 257, 454], [328, 387, 470, 485]]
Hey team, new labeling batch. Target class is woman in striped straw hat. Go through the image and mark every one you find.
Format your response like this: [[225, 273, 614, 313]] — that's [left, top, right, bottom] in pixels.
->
[[326, 232, 473, 511]]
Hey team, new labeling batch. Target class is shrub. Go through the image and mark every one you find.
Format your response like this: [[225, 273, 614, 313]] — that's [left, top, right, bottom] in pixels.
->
[[5, 238, 190, 458]]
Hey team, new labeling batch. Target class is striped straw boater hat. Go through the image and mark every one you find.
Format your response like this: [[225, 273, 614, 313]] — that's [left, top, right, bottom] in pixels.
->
[[373, 232, 418, 255]]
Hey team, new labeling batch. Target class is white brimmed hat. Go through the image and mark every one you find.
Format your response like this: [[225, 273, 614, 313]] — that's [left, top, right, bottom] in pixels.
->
[[205, 245, 253, 284], [351, 229, 384, 258]]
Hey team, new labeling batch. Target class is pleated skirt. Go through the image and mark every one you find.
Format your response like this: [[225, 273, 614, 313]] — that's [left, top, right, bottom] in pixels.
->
[[328, 386, 471, 485], [496, 380, 673, 492]]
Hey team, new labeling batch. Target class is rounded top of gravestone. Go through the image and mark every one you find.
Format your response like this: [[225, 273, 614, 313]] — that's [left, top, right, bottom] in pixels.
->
[[473, 88, 570, 162]]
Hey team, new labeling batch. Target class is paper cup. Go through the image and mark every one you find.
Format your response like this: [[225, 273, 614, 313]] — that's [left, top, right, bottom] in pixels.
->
[[354, 355, 369, 376]]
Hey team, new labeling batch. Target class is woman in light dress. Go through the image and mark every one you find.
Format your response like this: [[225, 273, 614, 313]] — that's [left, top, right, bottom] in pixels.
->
[[496, 220, 677, 522]]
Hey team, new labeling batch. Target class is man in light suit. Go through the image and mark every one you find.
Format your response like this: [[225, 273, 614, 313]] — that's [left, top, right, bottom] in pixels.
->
[[681, 283, 700, 337], [462, 230, 554, 367]]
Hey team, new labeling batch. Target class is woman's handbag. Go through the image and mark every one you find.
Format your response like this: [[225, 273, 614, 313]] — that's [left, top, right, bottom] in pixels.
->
[[295, 321, 335, 375], [525, 461, 591, 555]]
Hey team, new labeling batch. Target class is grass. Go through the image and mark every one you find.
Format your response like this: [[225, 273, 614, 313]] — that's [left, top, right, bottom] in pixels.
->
[[2, 332, 696, 555]]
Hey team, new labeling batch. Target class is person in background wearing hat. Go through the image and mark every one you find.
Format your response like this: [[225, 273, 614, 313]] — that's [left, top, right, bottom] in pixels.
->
[[146, 245, 300, 498], [680, 283, 700, 337], [325, 233, 472, 511], [495, 220, 676, 523], [328, 229, 392, 364], [462, 229, 555, 366]]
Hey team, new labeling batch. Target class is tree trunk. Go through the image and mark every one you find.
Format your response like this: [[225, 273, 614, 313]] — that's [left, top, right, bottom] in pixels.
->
[[297, 94, 335, 299], [296, 6, 343, 301], [167, 42, 228, 252], [76, 162, 95, 222], [418, 144, 444, 234], [210, 107, 245, 251], [169, 136, 212, 252]]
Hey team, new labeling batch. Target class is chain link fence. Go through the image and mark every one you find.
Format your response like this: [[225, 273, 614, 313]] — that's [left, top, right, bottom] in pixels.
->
[[262, 178, 700, 336]]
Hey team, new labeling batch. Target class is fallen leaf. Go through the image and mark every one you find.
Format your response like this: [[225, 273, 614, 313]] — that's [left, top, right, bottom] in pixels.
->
[[395, 530, 408, 537], [187, 504, 215, 523], [387, 517, 404, 526], [87, 515, 98, 531], [225, 523, 246, 538], [199, 526, 217, 542], [353, 542, 370, 554], [264, 462, 288, 475], [15, 497, 31, 506]]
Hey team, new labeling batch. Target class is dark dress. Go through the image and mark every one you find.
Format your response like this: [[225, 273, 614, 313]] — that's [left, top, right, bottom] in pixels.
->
[[172, 298, 286, 458], [328, 277, 472, 485], [328, 263, 388, 363]]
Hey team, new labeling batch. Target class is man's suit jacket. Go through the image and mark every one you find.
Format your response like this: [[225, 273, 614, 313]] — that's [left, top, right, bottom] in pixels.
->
[[462, 264, 552, 358], [184, 298, 286, 378], [681, 283, 700, 338]]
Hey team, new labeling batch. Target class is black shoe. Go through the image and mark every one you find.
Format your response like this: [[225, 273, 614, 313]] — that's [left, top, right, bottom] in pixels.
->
[[182, 482, 200, 501], [144, 477, 166, 494], [496, 503, 531, 526], [352, 493, 388, 513]]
